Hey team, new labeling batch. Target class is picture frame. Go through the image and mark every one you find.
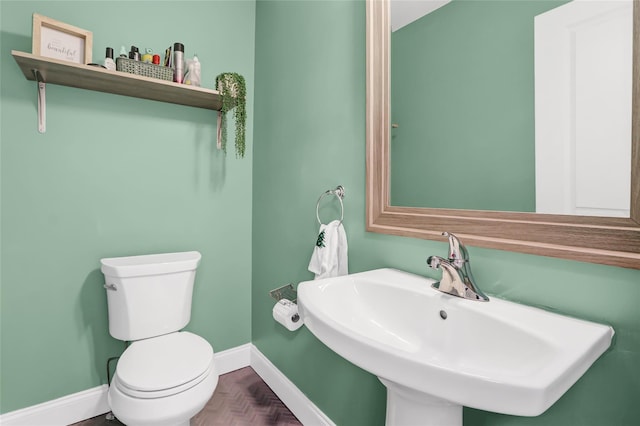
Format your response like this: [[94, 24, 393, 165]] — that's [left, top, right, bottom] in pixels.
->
[[32, 13, 93, 64]]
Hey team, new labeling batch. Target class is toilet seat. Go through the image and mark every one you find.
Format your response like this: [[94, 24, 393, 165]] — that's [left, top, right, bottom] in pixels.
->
[[115, 331, 214, 399]]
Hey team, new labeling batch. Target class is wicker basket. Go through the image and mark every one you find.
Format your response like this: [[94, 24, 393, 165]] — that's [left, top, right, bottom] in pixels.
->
[[116, 57, 174, 81]]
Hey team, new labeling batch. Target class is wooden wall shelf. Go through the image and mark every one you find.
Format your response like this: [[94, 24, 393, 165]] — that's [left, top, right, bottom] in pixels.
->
[[11, 50, 222, 111]]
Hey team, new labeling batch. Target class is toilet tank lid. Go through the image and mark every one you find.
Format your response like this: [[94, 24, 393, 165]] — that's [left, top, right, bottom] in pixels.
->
[[100, 251, 201, 278]]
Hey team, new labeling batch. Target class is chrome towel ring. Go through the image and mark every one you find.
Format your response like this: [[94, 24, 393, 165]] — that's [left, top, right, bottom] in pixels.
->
[[316, 185, 345, 225]]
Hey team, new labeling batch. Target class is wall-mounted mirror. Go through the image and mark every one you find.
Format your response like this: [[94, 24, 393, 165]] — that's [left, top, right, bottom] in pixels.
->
[[366, 0, 640, 269]]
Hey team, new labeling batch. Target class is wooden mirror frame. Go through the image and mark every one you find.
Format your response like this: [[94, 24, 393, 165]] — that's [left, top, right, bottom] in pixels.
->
[[366, 0, 640, 269]]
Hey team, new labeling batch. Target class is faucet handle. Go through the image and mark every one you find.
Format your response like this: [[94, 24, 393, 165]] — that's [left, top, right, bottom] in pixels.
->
[[443, 232, 469, 265]]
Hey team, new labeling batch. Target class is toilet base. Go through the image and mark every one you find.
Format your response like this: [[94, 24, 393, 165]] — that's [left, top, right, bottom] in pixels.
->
[[115, 420, 189, 426], [108, 362, 218, 426], [113, 419, 189, 426]]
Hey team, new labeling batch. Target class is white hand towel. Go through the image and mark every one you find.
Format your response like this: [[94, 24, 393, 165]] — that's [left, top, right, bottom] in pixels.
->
[[308, 220, 348, 280]]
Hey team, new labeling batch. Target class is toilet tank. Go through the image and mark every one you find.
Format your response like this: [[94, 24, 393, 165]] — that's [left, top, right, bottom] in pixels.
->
[[100, 251, 202, 341]]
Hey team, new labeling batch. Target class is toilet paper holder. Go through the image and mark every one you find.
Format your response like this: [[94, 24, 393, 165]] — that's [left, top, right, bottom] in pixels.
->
[[269, 283, 297, 303]]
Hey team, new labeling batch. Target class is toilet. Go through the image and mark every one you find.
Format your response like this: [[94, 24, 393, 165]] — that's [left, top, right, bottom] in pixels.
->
[[101, 251, 218, 426]]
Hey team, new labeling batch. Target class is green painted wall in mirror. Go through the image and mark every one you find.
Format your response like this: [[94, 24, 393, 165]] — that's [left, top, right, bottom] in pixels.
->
[[391, 0, 568, 211]]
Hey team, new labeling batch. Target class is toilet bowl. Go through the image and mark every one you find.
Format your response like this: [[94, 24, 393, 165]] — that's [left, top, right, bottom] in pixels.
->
[[108, 332, 218, 426], [101, 251, 218, 426]]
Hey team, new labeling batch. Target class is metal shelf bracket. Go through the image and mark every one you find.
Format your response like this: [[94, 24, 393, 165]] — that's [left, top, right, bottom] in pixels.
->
[[33, 69, 46, 133]]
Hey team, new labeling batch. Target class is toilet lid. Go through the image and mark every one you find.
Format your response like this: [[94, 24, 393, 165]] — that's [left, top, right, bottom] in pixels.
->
[[117, 332, 213, 392]]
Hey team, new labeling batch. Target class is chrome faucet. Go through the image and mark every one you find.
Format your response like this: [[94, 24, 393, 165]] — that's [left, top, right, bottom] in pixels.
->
[[427, 232, 489, 302]]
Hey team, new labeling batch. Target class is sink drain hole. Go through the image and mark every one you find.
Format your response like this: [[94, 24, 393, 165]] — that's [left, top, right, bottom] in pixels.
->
[[439, 310, 447, 320]]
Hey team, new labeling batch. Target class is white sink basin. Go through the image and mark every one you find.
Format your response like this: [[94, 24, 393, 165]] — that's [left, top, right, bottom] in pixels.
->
[[298, 268, 613, 425]]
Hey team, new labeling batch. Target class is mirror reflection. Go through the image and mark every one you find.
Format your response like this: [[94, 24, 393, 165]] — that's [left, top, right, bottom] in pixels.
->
[[390, 0, 633, 217]]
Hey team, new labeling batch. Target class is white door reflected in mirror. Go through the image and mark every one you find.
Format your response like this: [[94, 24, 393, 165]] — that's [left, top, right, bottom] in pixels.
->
[[535, 0, 633, 217]]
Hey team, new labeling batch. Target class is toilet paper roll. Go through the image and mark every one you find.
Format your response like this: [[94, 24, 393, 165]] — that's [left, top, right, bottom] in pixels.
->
[[272, 299, 304, 331]]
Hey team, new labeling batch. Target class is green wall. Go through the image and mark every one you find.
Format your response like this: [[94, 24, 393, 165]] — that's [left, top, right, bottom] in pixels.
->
[[253, 1, 640, 425], [2, 1, 639, 425], [0, 0, 255, 413], [390, 0, 565, 211]]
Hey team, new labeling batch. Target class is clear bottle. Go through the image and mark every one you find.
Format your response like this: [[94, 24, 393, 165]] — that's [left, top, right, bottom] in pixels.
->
[[184, 54, 201, 86], [104, 47, 116, 71]]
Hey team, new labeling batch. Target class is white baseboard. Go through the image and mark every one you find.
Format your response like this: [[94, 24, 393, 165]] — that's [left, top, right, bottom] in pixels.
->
[[250, 345, 336, 426], [0, 343, 333, 426], [0, 385, 109, 426], [215, 342, 252, 374]]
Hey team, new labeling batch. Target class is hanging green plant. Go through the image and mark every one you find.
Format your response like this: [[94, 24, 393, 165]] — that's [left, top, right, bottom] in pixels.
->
[[215, 72, 247, 158]]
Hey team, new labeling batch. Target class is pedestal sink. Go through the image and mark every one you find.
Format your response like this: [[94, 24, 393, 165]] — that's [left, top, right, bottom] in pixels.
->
[[297, 269, 614, 426]]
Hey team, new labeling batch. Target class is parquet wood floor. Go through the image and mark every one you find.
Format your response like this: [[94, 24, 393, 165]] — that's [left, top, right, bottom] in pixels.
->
[[71, 367, 302, 426]]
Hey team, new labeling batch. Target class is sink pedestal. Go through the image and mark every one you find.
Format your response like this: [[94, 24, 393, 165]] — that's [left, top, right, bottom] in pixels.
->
[[380, 379, 462, 426]]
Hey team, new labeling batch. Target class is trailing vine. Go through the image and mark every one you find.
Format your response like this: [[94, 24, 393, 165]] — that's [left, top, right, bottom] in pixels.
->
[[216, 72, 247, 158]]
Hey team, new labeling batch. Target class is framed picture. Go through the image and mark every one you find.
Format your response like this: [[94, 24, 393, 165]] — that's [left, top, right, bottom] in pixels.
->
[[32, 14, 93, 64]]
